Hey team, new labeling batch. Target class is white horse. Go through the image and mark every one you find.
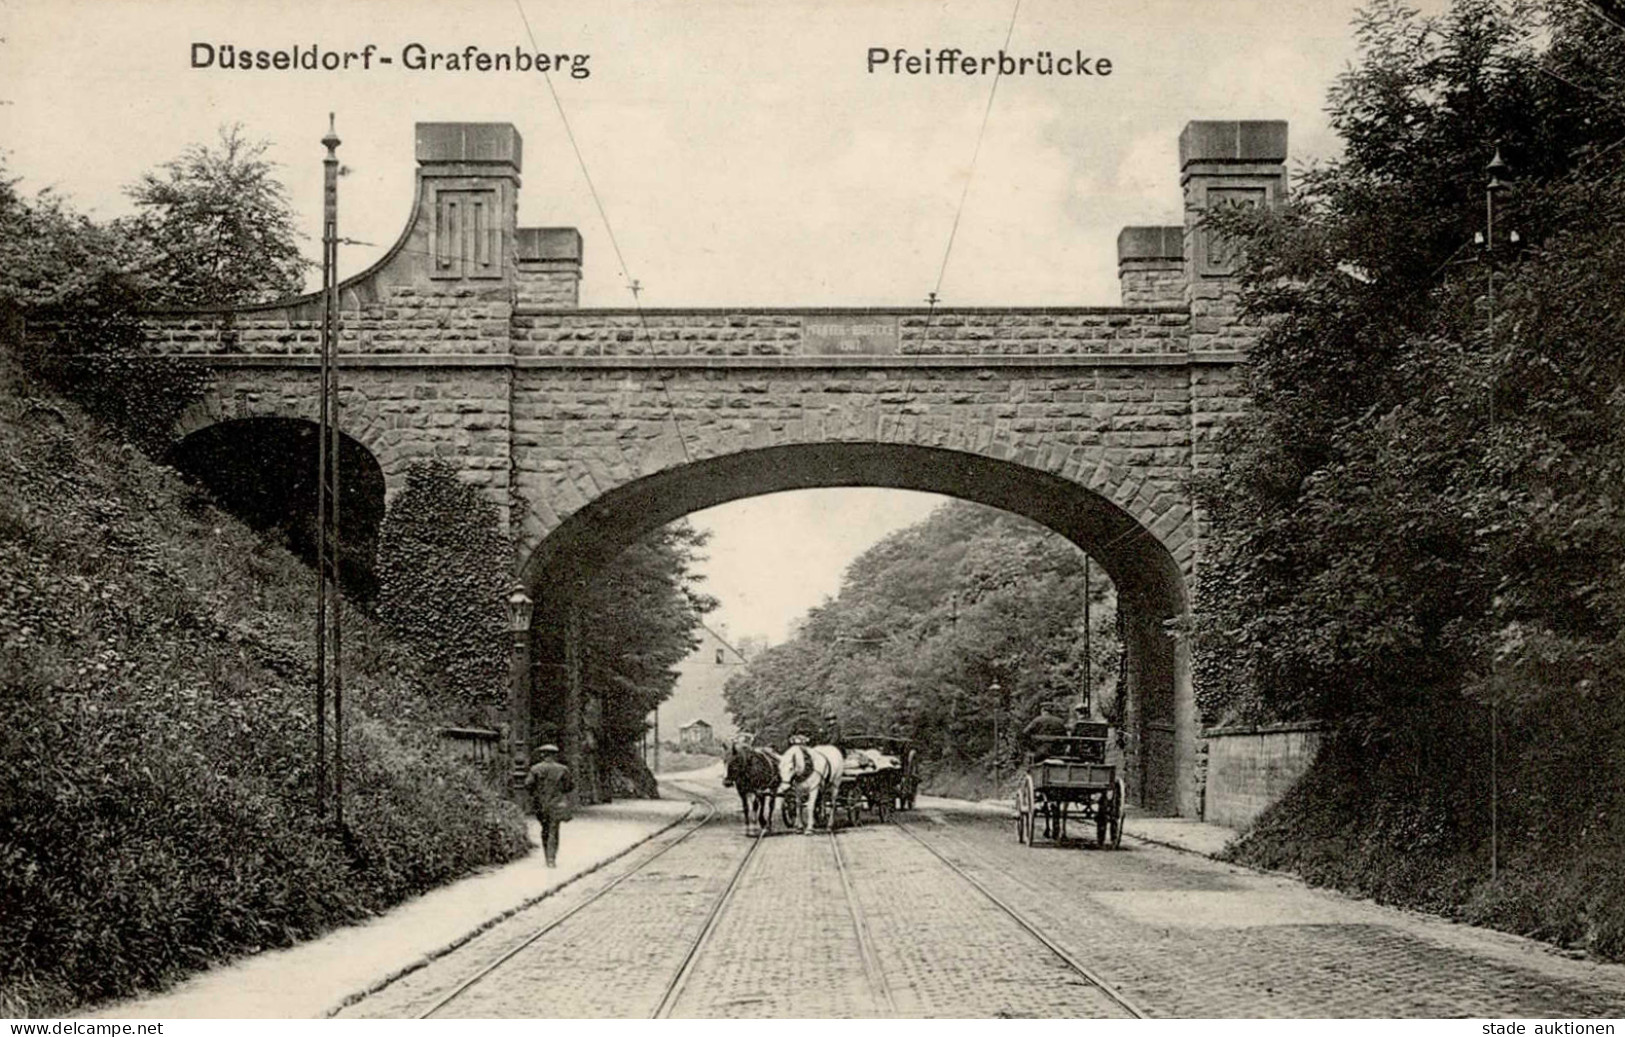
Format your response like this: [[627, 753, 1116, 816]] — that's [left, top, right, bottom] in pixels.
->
[[777, 742, 845, 834]]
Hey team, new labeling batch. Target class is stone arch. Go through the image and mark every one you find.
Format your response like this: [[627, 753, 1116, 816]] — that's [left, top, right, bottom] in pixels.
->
[[171, 374, 408, 503], [518, 441, 1197, 815], [165, 417, 387, 603], [513, 380, 1197, 584]]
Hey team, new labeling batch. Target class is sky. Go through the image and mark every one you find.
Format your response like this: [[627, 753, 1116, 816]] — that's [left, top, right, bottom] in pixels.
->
[[0, 0, 1423, 643]]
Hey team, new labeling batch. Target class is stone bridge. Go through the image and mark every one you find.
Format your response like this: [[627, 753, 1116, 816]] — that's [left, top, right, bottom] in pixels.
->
[[145, 119, 1289, 816]]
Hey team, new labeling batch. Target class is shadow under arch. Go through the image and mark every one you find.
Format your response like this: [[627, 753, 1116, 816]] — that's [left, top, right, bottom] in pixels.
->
[[521, 442, 1196, 816], [165, 417, 387, 604]]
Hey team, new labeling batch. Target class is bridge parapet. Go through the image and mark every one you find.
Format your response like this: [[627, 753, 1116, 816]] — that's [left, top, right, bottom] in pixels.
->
[[510, 306, 1193, 360]]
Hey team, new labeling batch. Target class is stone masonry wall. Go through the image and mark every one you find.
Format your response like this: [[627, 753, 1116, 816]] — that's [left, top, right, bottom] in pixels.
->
[[1120, 265, 1187, 306], [1203, 722, 1324, 829], [506, 360, 1203, 564], [509, 307, 1190, 358], [172, 364, 514, 529], [143, 283, 513, 357]]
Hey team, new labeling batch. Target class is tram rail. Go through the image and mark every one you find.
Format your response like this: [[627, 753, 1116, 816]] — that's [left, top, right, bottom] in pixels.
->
[[892, 819, 1149, 1019], [411, 779, 755, 1020]]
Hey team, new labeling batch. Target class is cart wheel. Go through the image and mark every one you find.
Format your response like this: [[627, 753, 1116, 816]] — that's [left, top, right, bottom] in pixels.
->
[[1111, 778, 1125, 849], [815, 792, 834, 831], [1096, 792, 1110, 848], [782, 792, 798, 829]]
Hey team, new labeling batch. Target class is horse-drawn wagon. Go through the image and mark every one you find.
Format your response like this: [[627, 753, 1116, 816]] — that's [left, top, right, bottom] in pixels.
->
[[830, 735, 913, 826], [1015, 722, 1124, 849]]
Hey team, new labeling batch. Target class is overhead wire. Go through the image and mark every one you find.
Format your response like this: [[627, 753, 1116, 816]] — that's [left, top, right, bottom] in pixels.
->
[[512, 0, 693, 465], [923, 0, 1023, 345]]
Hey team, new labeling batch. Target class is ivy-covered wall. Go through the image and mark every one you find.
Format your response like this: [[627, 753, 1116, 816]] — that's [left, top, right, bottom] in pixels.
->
[[374, 460, 509, 726]]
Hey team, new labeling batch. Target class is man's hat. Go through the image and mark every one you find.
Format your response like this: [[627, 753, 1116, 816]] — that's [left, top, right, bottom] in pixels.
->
[[536, 743, 560, 754], [823, 711, 838, 720]]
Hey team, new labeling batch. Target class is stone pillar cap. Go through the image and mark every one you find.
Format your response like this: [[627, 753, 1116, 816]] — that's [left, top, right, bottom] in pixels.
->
[[1179, 121, 1287, 168], [517, 227, 583, 262], [1117, 226, 1185, 263], [416, 122, 523, 170]]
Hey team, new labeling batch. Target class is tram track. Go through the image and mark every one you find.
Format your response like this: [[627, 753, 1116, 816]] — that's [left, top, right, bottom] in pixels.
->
[[413, 788, 716, 1018], [827, 829, 898, 1016], [409, 778, 765, 1020], [649, 821, 766, 1017], [892, 818, 1149, 1019]]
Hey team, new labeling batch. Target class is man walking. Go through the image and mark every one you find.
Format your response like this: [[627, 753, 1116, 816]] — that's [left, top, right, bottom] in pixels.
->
[[525, 743, 574, 868]]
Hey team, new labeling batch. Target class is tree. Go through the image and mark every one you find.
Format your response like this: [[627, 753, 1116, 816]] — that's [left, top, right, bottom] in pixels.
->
[[579, 521, 717, 793], [124, 125, 310, 308], [0, 157, 208, 451], [723, 500, 1118, 788], [1194, 0, 1625, 956]]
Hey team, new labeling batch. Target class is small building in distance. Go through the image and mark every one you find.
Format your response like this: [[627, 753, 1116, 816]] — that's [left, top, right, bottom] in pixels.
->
[[659, 622, 753, 747], [679, 719, 714, 749]]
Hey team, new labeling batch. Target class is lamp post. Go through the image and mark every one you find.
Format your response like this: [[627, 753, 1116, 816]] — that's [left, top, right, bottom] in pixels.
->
[[506, 584, 534, 793], [990, 679, 1002, 794], [1484, 147, 1508, 884]]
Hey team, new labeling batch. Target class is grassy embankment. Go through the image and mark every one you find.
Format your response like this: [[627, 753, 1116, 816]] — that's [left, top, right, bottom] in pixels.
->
[[0, 361, 531, 1015]]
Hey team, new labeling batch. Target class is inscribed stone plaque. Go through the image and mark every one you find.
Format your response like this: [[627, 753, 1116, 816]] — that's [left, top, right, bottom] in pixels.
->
[[802, 314, 899, 355]]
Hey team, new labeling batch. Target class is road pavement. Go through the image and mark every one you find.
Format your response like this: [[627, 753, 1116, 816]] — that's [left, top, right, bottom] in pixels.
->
[[335, 768, 1625, 1019]]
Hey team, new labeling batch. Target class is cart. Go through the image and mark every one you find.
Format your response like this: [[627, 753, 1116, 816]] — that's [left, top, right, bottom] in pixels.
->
[[832, 735, 909, 827], [1014, 723, 1124, 849]]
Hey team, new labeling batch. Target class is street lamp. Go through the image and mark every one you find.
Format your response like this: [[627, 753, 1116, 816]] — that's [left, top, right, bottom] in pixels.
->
[[990, 680, 1002, 794], [506, 585, 534, 791], [1480, 146, 1514, 883]]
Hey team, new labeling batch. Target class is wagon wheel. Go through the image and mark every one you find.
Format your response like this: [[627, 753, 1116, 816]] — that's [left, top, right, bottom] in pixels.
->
[[814, 790, 834, 831], [1096, 789, 1110, 849], [1057, 798, 1069, 841], [781, 791, 799, 829], [1016, 774, 1036, 845], [1110, 777, 1125, 849]]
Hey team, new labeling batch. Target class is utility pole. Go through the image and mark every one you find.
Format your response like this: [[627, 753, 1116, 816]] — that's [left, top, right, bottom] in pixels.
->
[[314, 114, 344, 823], [1083, 558, 1092, 715]]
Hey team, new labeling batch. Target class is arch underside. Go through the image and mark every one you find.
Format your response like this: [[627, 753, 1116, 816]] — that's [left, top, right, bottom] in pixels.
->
[[522, 442, 1196, 815], [166, 417, 387, 603]]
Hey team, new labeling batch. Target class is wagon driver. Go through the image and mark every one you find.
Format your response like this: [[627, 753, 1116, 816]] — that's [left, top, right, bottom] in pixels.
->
[[1021, 701, 1068, 758], [1022, 702, 1069, 838], [817, 710, 845, 754]]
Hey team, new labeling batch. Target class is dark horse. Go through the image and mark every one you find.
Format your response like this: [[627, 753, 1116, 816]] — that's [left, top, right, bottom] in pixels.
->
[[722, 742, 780, 834]]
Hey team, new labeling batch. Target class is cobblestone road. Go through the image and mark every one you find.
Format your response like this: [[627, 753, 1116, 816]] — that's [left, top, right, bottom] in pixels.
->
[[340, 778, 1625, 1019]]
